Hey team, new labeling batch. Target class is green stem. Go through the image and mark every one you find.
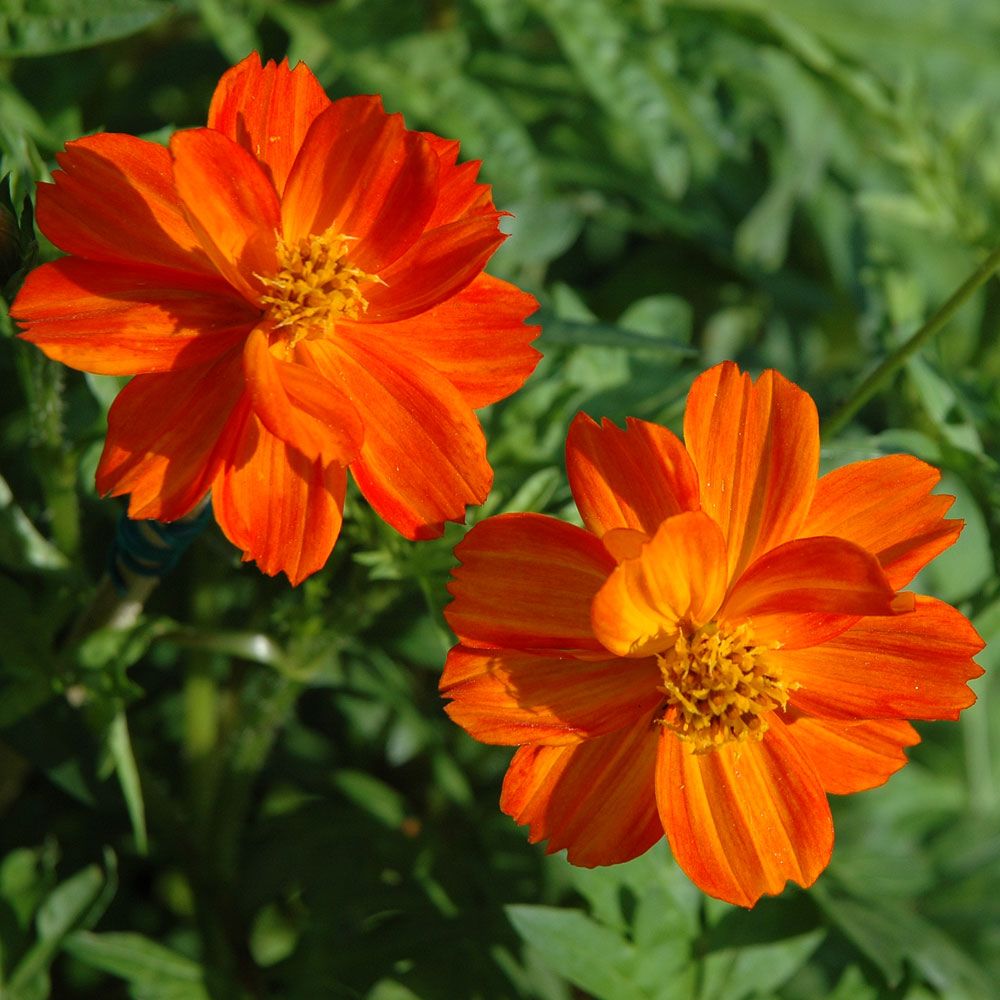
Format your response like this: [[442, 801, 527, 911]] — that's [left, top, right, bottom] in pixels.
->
[[210, 669, 302, 881], [822, 243, 1000, 440], [184, 657, 223, 841], [14, 346, 80, 556]]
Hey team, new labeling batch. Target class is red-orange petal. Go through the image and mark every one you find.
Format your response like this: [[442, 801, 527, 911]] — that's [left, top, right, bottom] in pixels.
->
[[721, 536, 910, 650], [683, 362, 819, 582], [776, 595, 983, 720], [784, 716, 920, 794], [440, 645, 661, 746], [566, 414, 701, 537], [358, 273, 540, 409], [361, 215, 504, 323], [591, 511, 729, 658], [656, 715, 833, 908], [446, 513, 616, 652], [13, 258, 253, 374], [280, 97, 439, 272], [35, 133, 217, 277], [207, 53, 330, 196], [170, 128, 281, 302], [96, 349, 245, 521], [305, 333, 492, 540], [211, 404, 346, 585], [800, 454, 962, 589], [422, 133, 495, 228], [242, 327, 363, 466], [501, 715, 663, 867]]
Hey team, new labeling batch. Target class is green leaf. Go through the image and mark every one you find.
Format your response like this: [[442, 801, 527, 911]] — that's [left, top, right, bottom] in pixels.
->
[[0, 844, 56, 930], [827, 965, 880, 1000], [496, 467, 562, 514], [0, 474, 69, 571], [699, 926, 826, 1000], [346, 30, 545, 202], [632, 885, 697, 997], [0, 0, 171, 56], [366, 980, 425, 1000], [905, 357, 983, 454], [528, 0, 690, 196], [6, 860, 110, 998], [815, 886, 993, 995], [536, 310, 694, 354], [106, 711, 148, 856], [72, 616, 174, 675], [492, 198, 583, 273], [332, 769, 407, 828], [63, 931, 209, 999], [506, 904, 646, 1000], [617, 295, 693, 344], [734, 48, 833, 270], [35, 866, 105, 943], [186, 0, 260, 65]]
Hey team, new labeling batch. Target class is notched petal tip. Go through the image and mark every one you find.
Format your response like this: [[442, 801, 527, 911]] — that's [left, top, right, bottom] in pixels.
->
[[684, 361, 820, 582], [501, 718, 663, 868], [566, 412, 700, 539]]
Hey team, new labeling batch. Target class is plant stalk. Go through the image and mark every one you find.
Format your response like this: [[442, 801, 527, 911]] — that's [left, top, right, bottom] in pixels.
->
[[823, 243, 1000, 440]]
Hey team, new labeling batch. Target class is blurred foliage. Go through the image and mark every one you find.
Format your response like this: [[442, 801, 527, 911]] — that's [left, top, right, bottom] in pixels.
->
[[0, 0, 998, 997]]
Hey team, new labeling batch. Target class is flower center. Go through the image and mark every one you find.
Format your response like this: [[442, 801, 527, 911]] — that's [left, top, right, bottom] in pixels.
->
[[258, 228, 377, 346], [656, 621, 790, 753]]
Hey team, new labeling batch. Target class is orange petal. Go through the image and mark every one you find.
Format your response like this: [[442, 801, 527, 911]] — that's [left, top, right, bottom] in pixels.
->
[[566, 414, 701, 537], [421, 133, 496, 227], [776, 595, 983, 720], [207, 53, 330, 196], [358, 273, 540, 409], [211, 405, 346, 585], [243, 327, 363, 465], [445, 513, 616, 652], [683, 362, 819, 582], [13, 258, 254, 374], [96, 349, 244, 521], [280, 97, 439, 272], [501, 715, 663, 866], [440, 644, 661, 746], [656, 714, 833, 908], [35, 133, 217, 277], [784, 716, 919, 794], [362, 215, 504, 323], [305, 334, 491, 540], [170, 128, 281, 302], [800, 454, 962, 589], [591, 511, 729, 657], [721, 536, 909, 649], [600, 527, 648, 562]]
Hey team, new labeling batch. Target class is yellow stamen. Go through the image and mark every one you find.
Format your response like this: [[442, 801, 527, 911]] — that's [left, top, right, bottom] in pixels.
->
[[257, 228, 379, 347], [656, 621, 791, 753]]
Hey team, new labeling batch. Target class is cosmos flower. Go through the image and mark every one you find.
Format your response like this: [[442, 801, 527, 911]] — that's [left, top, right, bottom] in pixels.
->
[[440, 361, 983, 907], [12, 53, 540, 583]]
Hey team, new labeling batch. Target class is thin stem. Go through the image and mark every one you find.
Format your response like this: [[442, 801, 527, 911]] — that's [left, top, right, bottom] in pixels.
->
[[822, 243, 1000, 440]]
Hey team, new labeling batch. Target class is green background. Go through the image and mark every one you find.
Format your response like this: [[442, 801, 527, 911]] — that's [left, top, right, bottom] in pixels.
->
[[0, 1, 998, 997]]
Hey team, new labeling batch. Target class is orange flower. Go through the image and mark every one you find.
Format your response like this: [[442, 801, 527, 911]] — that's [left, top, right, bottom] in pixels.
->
[[12, 53, 540, 583], [441, 361, 983, 907]]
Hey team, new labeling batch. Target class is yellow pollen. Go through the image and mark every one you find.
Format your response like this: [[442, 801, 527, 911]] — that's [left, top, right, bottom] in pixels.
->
[[257, 228, 378, 346], [655, 621, 791, 754]]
